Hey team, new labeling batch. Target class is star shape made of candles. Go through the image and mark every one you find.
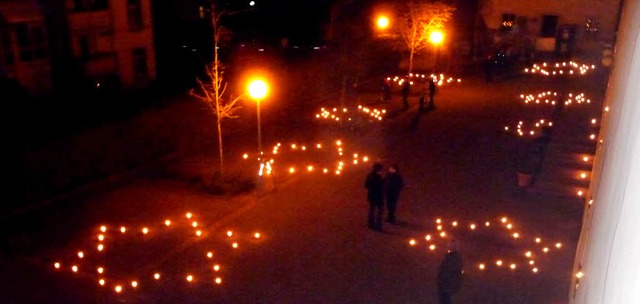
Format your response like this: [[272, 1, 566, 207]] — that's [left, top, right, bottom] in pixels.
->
[[407, 215, 565, 275], [50, 212, 265, 295]]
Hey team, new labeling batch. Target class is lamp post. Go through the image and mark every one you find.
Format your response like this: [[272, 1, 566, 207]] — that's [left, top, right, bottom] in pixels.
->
[[429, 30, 444, 72], [248, 79, 268, 155]]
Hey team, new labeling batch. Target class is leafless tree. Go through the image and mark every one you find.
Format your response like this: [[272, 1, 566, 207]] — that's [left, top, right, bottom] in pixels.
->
[[397, 1, 455, 73], [190, 4, 241, 176]]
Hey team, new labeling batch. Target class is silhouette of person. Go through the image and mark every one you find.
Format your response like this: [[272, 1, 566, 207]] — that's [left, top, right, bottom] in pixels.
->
[[383, 163, 404, 224], [428, 77, 437, 110], [401, 80, 410, 110], [437, 239, 464, 304], [364, 162, 385, 231]]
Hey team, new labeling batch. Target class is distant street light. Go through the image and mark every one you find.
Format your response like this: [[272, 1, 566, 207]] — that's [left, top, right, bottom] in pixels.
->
[[248, 79, 268, 154], [376, 16, 390, 30]]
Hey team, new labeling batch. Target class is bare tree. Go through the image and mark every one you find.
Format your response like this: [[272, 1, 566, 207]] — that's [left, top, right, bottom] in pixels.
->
[[397, 1, 455, 73], [190, 4, 241, 176]]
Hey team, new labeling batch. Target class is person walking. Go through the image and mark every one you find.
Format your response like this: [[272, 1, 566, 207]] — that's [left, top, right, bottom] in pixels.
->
[[401, 80, 410, 110], [428, 77, 437, 111], [364, 162, 385, 231], [383, 163, 404, 224], [437, 239, 464, 304]]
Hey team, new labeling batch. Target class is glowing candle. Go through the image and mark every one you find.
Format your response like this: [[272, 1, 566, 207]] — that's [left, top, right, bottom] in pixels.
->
[[120, 227, 126, 233], [131, 281, 138, 288], [215, 277, 222, 284], [187, 275, 194, 282], [192, 221, 198, 228], [243, 153, 248, 159], [512, 233, 519, 239], [207, 252, 213, 258], [97, 244, 104, 251], [478, 263, 485, 270], [576, 271, 584, 279], [165, 220, 171, 226], [535, 237, 541, 243], [436, 218, 442, 224], [501, 217, 507, 223], [496, 260, 503, 266], [555, 242, 562, 249], [440, 232, 446, 237], [227, 231, 233, 237], [232, 242, 238, 248], [510, 264, 516, 270], [98, 234, 105, 241], [452, 221, 458, 227], [54, 262, 61, 269], [409, 239, 416, 246], [213, 264, 220, 271], [99, 279, 105, 286], [115, 285, 122, 293], [72, 265, 78, 272], [142, 227, 149, 234], [485, 221, 490, 227], [469, 224, 476, 230], [186, 212, 193, 219], [532, 268, 538, 273], [196, 230, 202, 236], [77, 251, 84, 258], [154, 273, 161, 280], [543, 247, 549, 253], [429, 244, 436, 250], [525, 251, 532, 257], [425, 235, 431, 241], [97, 267, 104, 274], [100, 226, 107, 232]]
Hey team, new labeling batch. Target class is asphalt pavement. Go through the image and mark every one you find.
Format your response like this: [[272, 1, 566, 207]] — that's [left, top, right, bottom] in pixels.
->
[[1, 61, 608, 304]]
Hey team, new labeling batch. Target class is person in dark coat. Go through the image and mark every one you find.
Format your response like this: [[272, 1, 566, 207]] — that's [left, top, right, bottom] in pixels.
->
[[383, 163, 404, 224], [428, 77, 437, 110], [364, 162, 385, 231], [401, 80, 410, 110], [437, 239, 464, 304]]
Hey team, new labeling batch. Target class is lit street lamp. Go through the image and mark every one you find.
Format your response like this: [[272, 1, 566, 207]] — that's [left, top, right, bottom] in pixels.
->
[[376, 16, 389, 30], [248, 79, 268, 155], [429, 30, 444, 71]]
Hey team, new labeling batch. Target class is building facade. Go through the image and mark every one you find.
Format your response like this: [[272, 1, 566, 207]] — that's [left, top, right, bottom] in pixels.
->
[[0, 0, 156, 96], [0, 0, 51, 96], [479, 0, 623, 58]]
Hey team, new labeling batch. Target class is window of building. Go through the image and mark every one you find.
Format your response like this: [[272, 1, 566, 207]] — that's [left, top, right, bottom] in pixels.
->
[[500, 13, 516, 32], [540, 15, 559, 37], [132, 47, 148, 81], [71, 0, 108, 12], [127, 0, 144, 31], [15, 24, 47, 62], [0, 28, 15, 65]]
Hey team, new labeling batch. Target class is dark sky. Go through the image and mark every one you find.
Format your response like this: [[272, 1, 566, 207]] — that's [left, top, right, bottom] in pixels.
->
[[227, 0, 333, 44]]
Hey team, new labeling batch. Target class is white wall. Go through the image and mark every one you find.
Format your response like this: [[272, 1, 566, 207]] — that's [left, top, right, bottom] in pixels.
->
[[570, 0, 640, 303]]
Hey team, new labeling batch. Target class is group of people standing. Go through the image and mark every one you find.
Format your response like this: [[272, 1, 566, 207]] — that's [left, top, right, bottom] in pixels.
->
[[400, 76, 437, 112], [363, 161, 404, 231], [364, 161, 464, 304]]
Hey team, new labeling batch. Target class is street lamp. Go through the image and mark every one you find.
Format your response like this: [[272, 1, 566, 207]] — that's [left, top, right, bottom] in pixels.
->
[[376, 15, 390, 30], [429, 30, 444, 72], [248, 79, 268, 154]]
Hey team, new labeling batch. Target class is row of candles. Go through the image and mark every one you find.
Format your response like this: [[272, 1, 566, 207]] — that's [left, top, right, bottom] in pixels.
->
[[409, 217, 563, 274], [523, 61, 596, 76], [51, 212, 264, 294], [387, 73, 462, 87], [315, 105, 387, 123], [243, 139, 371, 176]]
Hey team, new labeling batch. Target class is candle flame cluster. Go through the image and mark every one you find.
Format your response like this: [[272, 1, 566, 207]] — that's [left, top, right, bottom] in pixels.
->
[[314, 105, 387, 123], [504, 119, 553, 137], [387, 73, 461, 87], [523, 61, 596, 76], [519, 92, 591, 106], [51, 212, 264, 294], [409, 216, 564, 274], [243, 139, 371, 176]]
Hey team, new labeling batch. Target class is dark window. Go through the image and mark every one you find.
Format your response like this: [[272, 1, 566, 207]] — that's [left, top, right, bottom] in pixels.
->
[[71, 0, 108, 12], [79, 35, 90, 59], [500, 13, 516, 32], [132, 47, 148, 80], [16, 24, 47, 62], [540, 15, 558, 37], [127, 0, 144, 31], [0, 28, 15, 65]]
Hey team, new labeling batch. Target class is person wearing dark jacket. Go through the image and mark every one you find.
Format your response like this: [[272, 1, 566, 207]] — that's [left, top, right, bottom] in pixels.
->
[[383, 164, 404, 224], [364, 162, 385, 231], [437, 239, 464, 304]]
